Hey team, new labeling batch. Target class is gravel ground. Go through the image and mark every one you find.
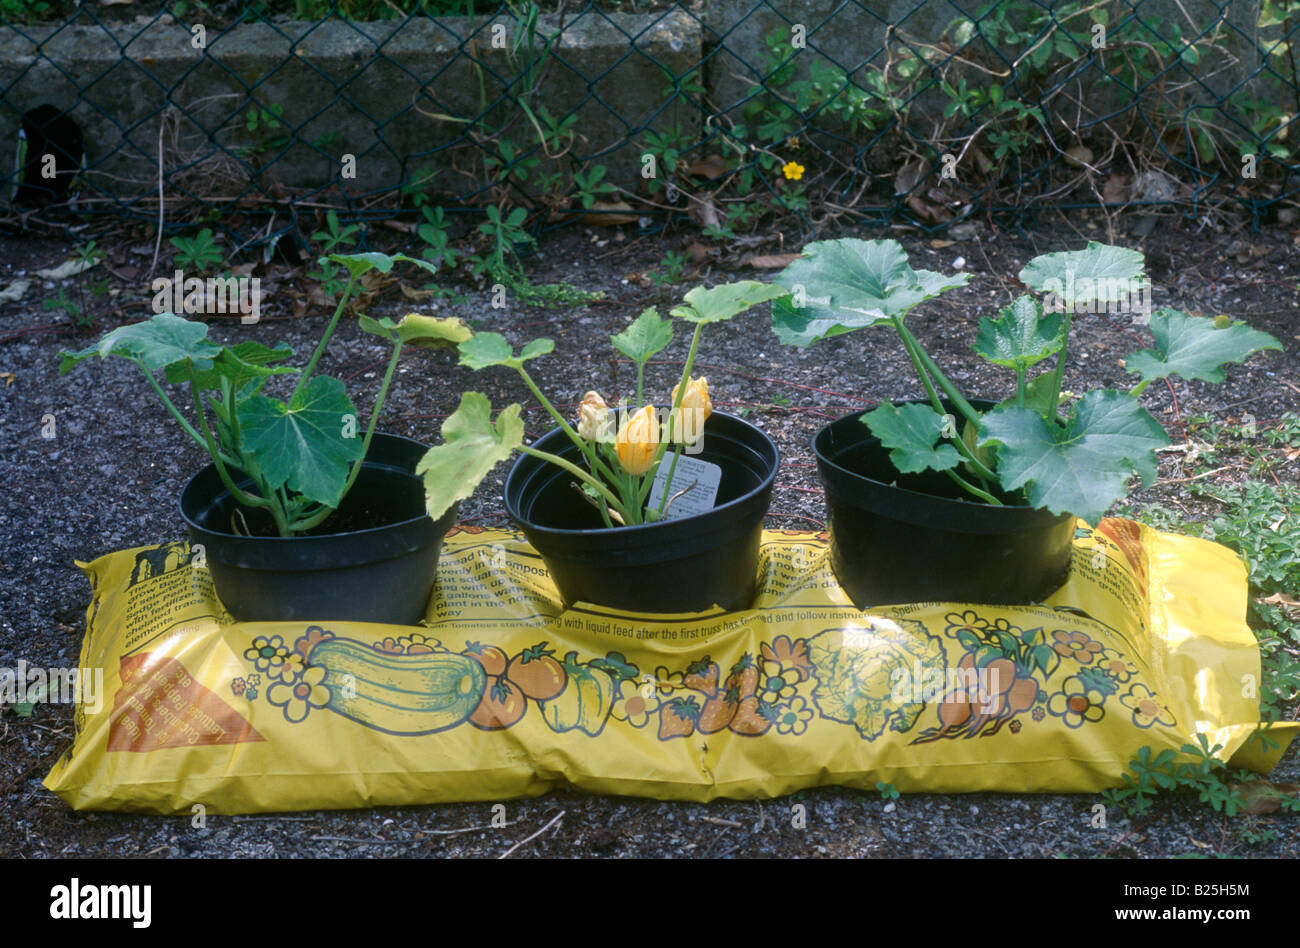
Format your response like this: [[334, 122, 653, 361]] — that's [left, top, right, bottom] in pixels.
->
[[1, 210, 1298, 858]]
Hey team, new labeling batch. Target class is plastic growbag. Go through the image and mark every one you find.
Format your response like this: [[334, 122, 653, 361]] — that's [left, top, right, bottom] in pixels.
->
[[46, 521, 1296, 813]]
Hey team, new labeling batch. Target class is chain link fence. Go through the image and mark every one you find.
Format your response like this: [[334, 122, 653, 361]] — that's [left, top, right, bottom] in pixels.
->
[[3, 0, 1298, 254]]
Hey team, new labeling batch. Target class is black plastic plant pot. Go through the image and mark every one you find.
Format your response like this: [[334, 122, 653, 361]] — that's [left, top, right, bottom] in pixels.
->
[[813, 400, 1076, 609], [180, 432, 456, 624], [504, 411, 779, 613]]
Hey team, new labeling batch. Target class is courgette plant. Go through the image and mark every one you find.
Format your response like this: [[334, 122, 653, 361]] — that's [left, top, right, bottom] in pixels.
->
[[773, 239, 1283, 524], [418, 281, 786, 527], [59, 252, 470, 537]]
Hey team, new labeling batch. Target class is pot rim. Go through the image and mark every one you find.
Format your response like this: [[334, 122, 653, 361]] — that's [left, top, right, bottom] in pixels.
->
[[813, 402, 1069, 518], [179, 430, 440, 543], [504, 410, 779, 539]]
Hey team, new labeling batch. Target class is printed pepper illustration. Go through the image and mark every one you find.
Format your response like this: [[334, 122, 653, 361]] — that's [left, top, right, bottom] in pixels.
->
[[540, 651, 617, 736], [307, 637, 485, 736], [807, 620, 946, 741]]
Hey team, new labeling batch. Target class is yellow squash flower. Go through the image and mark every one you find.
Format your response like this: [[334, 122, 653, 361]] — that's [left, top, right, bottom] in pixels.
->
[[615, 404, 659, 475], [577, 391, 611, 442], [671, 376, 712, 446], [782, 161, 805, 181]]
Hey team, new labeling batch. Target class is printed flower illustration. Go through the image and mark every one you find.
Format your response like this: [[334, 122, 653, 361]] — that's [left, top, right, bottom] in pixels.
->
[[1047, 675, 1107, 729], [782, 161, 805, 181], [244, 635, 291, 675], [374, 636, 404, 654], [760, 635, 814, 682], [945, 610, 990, 636], [398, 634, 441, 654], [610, 678, 661, 728], [272, 651, 305, 684], [653, 666, 689, 698], [266, 665, 330, 724], [230, 677, 246, 697], [1009, 719, 1022, 734], [1097, 648, 1138, 684], [1120, 683, 1176, 729], [294, 625, 333, 660], [759, 660, 799, 704], [773, 696, 814, 735], [245, 688, 258, 700], [1051, 629, 1103, 664], [1031, 706, 1046, 722], [246, 673, 261, 688]]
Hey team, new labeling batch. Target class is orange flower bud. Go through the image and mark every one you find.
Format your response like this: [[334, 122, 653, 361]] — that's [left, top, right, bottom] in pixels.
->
[[671, 376, 712, 446], [615, 404, 659, 475]]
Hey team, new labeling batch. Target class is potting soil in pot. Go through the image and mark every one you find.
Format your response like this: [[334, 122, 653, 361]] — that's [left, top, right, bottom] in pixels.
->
[[45, 521, 1296, 813]]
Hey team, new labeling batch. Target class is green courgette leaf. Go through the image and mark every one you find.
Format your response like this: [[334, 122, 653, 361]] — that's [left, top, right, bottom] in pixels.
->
[[972, 295, 1065, 371], [1124, 308, 1282, 386], [862, 402, 963, 474], [237, 375, 364, 508], [417, 392, 525, 521], [457, 332, 554, 370], [773, 238, 968, 346], [59, 313, 220, 375], [670, 281, 788, 324], [1018, 242, 1145, 309], [611, 307, 674, 366], [980, 390, 1169, 525]]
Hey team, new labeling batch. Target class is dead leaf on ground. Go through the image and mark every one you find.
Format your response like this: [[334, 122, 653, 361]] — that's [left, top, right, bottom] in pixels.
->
[[1258, 591, 1300, 608], [929, 239, 957, 249], [380, 220, 418, 234], [894, 158, 925, 196], [685, 242, 713, 264], [0, 372, 15, 387], [683, 155, 730, 180], [1102, 174, 1129, 205], [687, 193, 723, 233], [1063, 144, 1094, 168], [744, 253, 801, 269], [554, 201, 639, 227], [400, 285, 441, 301], [1236, 780, 1300, 815]]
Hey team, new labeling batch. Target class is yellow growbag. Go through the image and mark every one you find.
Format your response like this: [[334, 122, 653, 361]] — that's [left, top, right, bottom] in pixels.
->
[[45, 519, 1297, 813]]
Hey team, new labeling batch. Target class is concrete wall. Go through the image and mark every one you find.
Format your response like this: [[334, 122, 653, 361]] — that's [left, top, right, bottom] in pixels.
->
[[0, 9, 702, 200], [0, 1, 1272, 201]]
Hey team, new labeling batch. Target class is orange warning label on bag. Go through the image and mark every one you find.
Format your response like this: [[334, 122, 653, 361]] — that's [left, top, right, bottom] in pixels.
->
[[107, 653, 264, 752]]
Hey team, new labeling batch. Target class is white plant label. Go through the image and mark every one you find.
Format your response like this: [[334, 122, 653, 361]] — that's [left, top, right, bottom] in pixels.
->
[[647, 455, 721, 522]]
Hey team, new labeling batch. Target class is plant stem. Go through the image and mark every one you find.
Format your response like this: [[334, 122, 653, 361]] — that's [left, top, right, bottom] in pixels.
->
[[639, 321, 704, 508], [140, 362, 223, 459], [517, 365, 622, 486], [293, 269, 356, 401], [654, 447, 684, 518], [945, 468, 1002, 506], [1040, 310, 1073, 425], [519, 444, 626, 514], [188, 381, 279, 523], [1016, 367, 1027, 407], [891, 318, 998, 484], [894, 319, 982, 427]]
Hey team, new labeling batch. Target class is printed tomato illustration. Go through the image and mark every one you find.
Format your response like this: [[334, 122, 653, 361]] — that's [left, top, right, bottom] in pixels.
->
[[470, 676, 527, 730], [463, 641, 509, 678], [507, 642, 567, 701]]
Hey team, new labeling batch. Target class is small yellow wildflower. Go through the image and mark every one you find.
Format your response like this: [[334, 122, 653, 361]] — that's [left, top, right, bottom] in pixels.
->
[[782, 161, 805, 181]]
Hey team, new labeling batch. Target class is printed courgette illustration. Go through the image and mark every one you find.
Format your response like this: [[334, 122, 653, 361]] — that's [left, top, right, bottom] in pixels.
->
[[308, 636, 486, 736]]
